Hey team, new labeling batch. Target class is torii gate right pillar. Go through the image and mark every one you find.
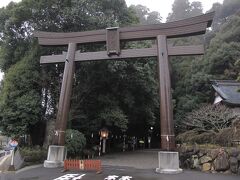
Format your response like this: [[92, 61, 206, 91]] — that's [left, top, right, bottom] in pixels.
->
[[156, 35, 182, 174], [157, 35, 175, 151]]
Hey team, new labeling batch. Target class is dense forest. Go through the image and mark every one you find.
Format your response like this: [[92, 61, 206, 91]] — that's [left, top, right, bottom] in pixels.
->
[[0, 0, 239, 146]]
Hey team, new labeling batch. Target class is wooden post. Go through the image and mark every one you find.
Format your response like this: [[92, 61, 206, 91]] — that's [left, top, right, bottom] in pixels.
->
[[54, 43, 77, 146], [157, 35, 175, 151]]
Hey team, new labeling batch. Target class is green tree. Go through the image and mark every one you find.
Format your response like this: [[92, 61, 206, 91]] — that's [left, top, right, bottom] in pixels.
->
[[204, 13, 240, 80], [130, 5, 162, 24], [167, 0, 191, 22], [70, 59, 159, 137], [65, 129, 86, 158], [174, 4, 240, 132], [207, 0, 240, 31], [167, 0, 206, 129], [0, 44, 41, 138], [167, 0, 203, 22], [181, 104, 236, 133], [220, 0, 240, 19], [190, 1, 203, 17], [0, 0, 159, 145]]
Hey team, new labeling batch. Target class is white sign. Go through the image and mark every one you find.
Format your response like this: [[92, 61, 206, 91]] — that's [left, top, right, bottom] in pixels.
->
[[104, 175, 119, 180], [105, 175, 133, 180], [53, 174, 85, 180], [119, 176, 133, 180], [9, 140, 18, 148]]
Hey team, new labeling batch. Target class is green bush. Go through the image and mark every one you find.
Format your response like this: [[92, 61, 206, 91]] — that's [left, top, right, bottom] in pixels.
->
[[177, 127, 240, 147], [65, 129, 86, 158], [193, 131, 217, 144], [20, 146, 47, 165]]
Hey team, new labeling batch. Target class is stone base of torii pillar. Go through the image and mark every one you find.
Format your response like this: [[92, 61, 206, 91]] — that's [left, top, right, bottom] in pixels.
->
[[156, 151, 183, 174], [44, 145, 66, 168]]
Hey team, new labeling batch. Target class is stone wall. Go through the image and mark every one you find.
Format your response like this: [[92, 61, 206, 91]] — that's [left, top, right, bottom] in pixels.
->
[[178, 146, 240, 174], [232, 118, 240, 145]]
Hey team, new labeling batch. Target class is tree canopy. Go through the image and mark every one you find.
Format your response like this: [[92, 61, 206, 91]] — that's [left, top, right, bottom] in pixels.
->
[[0, 0, 159, 144], [0, 0, 239, 146]]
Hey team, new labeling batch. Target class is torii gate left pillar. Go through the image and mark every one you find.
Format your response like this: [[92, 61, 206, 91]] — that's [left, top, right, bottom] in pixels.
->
[[54, 43, 77, 146], [157, 35, 175, 151], [44, 43, 76, 168]]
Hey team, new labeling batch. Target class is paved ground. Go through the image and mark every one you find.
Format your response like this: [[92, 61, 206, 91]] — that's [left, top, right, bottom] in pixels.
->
[[0, 154, 11, 172], [100, 149, 159, 169], [0, 149, 239, 180], [0, 166, 239, 180]]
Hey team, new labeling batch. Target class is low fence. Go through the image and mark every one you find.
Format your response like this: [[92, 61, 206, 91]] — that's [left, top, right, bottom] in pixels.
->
[[64, 159, 102, 172]]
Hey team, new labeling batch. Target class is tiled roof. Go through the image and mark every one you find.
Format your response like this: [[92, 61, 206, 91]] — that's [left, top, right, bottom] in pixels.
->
[[212, 80, 240, 106]]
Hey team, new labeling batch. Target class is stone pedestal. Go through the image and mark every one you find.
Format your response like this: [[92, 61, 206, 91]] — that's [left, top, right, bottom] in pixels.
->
[[44, 145, 66, 168], [156, 151, 183, 174]]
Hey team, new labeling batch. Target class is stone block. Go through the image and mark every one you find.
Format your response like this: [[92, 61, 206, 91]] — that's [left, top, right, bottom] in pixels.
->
[[191, 155, 200, 169], [223, 170, 231, 174], [208, 149, 219, 160], [44, 145, 66, 168], [229, 157, 238, 174], [199, 156, 212, 164], [14, 149, 24, 170], [202, 163, 211, 171], [237, 154, 240, 161], [229, 148, 239, 157], [238, 167, 240, 175], [213, 150, 229, 171], [156, 151, 183, 174]]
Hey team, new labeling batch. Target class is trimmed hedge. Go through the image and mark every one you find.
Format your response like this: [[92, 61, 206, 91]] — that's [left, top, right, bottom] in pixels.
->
[[176, 130, 217, 144], [20, 146, 47, 165]]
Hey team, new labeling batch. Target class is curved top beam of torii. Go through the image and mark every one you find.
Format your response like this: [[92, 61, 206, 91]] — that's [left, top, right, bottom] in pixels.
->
[[34, 12, 214, 46]]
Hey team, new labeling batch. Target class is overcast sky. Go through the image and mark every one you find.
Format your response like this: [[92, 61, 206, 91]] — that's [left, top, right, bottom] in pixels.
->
[[0, 0, 223, 81]]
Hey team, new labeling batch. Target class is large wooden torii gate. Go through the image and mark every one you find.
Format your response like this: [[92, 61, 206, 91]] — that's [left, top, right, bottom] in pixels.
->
[[34, 12, 214, 170]]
